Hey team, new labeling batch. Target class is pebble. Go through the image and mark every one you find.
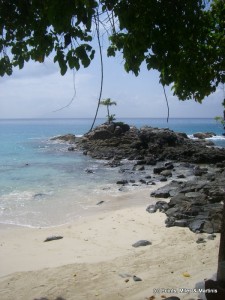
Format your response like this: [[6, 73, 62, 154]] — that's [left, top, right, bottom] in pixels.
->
[[132, 240, 152, 247], [133, 275, 142, 282], [44, 235, 63, 242]]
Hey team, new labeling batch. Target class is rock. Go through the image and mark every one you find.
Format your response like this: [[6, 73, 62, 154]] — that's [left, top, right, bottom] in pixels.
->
[[160, 177, 168, 182], [193, 132, 216, 139], [146, 201, 169, 214], [136, 165, 145, 171], [114, 126, 123, 136], [193, 167, 208, 176], [196, 237, 206, 243], [133, 275, 142, 282], [85, 169, 94, 174], [68, 146, 75, 151], [44, 236, 63, 242], [151, 181, 181, 198], [153, 167, 166, 174], [116, 180, 128, 185], [207, 234, 216, 240], [132, 240, 152, 247], [155, 200, 169, 211], [188, 219, 205, 233], [177, 174, 186, 178], [173, 219, 188, 227], [96, 201, 104, 205], [160, 170, 172, 177], [76, 124, 225, 163], [139, 179, 147, 184], [146, 204, 157, 213], [51, 134, 75, 143]]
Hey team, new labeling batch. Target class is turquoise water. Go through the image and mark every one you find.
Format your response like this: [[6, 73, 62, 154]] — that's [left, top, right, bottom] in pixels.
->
[[0, 118, 225, 227]]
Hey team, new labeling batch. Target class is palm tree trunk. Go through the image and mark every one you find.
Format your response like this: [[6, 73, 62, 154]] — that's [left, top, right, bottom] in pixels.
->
[[107, 105, 110, 124]]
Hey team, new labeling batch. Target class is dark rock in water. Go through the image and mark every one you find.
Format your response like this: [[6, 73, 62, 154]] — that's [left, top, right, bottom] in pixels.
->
[[160, 177, 168, 182], [68, 146, 75, 151], [132, 240, 152, 247], [193, 132, 216, 139], [85, 168, 94, 174], [44, 236, 63, 242], [75, 123, 225, 163], [177, 174, 186, 178], [160, 170, 172, 177], [116, 180, 128, 185], [153, 166, 166, 174], [33, 193, 46, 199], [139, 179, 147, 184], [51, 134, 75, 143], [136, 165, 145, 171], [193, 167, 208, 176], [133, 275, 142, 282]]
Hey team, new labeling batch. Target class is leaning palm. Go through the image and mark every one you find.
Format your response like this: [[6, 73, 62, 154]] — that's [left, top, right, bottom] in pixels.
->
[[100, 98, 117, 124]]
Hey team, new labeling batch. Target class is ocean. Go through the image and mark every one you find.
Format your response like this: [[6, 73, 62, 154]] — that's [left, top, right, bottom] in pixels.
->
[[1, 118, 225, 228]]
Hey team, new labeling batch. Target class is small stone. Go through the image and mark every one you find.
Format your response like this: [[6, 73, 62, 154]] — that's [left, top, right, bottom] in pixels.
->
[[96, 201, 104, 205], [116, 180, 128, 185], [164, 297, 181, 300], [196, 237, 206, 244], [68, 146, 75, 151], [207, 234, 216, 240], [133, 275, 142, 282], [160, 177, 168, 182], [132, 240, 152, 247], [182, 272, 190, 277], [160, 170, 172, 177], [44, 236, 63, 242], [85, 168, 94, 173]]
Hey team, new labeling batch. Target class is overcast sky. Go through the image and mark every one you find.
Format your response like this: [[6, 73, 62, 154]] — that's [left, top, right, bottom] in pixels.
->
[[0, 50, 224, 119]]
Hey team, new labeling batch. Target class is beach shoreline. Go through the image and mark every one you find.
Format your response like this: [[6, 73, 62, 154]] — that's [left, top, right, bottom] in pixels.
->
[[0, 187, 220, 300]]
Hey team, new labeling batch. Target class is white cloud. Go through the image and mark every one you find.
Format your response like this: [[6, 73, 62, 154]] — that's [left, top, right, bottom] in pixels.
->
[[0, 57, 224, 119]]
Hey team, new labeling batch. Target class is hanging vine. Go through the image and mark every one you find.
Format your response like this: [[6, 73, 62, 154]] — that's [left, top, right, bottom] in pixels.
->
[[88, 10, 104, 132]]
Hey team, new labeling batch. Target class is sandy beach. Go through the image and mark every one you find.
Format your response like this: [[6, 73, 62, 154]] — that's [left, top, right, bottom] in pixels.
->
[[0, 187, 220, 300]]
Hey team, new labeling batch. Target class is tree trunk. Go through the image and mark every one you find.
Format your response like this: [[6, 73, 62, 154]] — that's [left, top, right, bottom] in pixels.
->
[[107, 105, 110, 124], [217, 200, 225, 284]]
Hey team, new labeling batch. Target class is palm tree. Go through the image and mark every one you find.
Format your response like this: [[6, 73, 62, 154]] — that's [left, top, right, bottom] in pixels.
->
[[100, 98, 117, 124]]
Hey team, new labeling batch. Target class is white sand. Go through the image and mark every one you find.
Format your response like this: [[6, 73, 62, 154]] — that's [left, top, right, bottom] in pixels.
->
[[0, 188, 220, 300]]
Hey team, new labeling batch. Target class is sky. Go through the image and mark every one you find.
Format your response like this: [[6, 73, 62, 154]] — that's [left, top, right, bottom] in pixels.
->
[[0, 49, 224, 119]]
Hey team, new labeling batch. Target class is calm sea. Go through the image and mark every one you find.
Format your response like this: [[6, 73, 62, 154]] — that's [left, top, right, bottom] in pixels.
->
[[0, 118, 224, 227]]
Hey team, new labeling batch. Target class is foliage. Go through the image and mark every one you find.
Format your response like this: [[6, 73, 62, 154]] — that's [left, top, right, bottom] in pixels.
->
[[0, 0, 225, 101], [100, 98, 117, 123], [214, 116, 225, 126], [108, 114, 116, 123]]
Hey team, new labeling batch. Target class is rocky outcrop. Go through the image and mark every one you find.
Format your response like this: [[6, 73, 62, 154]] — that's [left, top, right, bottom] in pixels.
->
[[76, 123, 225, 164], [51, 134, 76, 143], [193, 132, 216, 139], [149, 169, 225, 233]]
